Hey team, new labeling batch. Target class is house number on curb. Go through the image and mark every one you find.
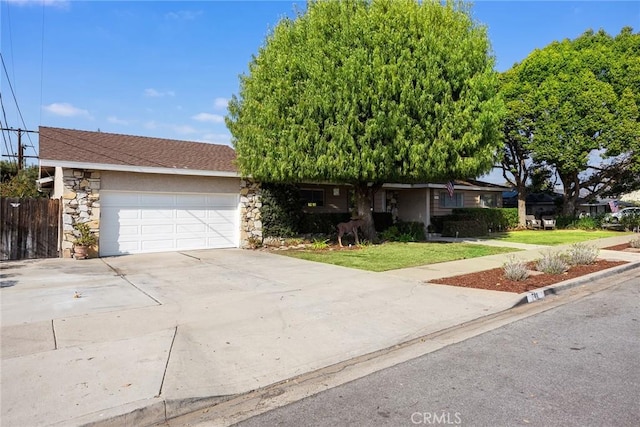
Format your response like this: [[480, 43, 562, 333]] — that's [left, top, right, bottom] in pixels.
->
[[526, 290, 546, 303]]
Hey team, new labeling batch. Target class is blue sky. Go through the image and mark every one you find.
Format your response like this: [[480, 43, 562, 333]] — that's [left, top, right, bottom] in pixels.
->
[[1, 0, 639, 182]]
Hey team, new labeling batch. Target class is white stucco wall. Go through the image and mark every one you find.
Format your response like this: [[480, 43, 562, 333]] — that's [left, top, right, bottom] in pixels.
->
[[100, 171, 240, 194]]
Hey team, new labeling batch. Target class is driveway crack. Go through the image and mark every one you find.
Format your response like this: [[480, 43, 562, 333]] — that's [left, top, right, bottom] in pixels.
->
[[101, 259, 162, 305], [156, 326, 178, 398]]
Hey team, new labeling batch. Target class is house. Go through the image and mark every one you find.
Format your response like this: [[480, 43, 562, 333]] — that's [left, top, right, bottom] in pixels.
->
[[502, 190, 562, 218], [39, 126, 244, 258], [39, 126, 507, 258], [297, 179, 506, 228]]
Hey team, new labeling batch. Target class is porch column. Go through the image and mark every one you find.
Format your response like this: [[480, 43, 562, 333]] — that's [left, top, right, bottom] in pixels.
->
[[425, 188, 431, 228]]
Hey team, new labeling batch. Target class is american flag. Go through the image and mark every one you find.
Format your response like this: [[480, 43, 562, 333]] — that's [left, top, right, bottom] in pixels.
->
[[446, 181, 455, 198], [609, 200, 619, 213]]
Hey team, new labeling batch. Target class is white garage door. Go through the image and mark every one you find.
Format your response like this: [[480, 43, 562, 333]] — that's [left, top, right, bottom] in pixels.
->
[[100, 191, 238, 256]]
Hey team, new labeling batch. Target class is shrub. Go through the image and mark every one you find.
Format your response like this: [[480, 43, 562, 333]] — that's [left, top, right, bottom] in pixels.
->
[[396, 221, 426, 241], [453, 208, 519, 231], [300, 212, 351, 234], [503, 256, 530, 281], [380, 225, 400, 241], [536, 251, 569, 274], [442, 219, 487, 238], [310, 238, 329, 250], [621, 212, 640, 232], [556, 215, 605, 230], [565, 243, 599, 265], [261, 183, 303, 237], [373, 212, 393, 232]]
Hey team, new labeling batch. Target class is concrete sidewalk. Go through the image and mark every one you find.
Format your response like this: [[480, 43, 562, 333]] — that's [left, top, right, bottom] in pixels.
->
[[1, 234, 638, 426]]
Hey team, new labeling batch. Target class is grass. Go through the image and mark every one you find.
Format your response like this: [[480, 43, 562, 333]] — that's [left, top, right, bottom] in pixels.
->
[[278, 242, 518, 272], [487, 229, 628, 246]]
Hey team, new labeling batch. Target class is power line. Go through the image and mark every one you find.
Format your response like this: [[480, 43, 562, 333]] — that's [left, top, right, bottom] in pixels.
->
[[0, 52, 38, 159], [1, 128, 39, 170]]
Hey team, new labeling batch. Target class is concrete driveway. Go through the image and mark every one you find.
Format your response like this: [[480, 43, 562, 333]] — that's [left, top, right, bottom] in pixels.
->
[[0, 249, 536, 426]]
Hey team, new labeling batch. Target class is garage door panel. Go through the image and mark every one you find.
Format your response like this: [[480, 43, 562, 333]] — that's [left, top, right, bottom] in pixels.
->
[[100, 191, 238, 256]]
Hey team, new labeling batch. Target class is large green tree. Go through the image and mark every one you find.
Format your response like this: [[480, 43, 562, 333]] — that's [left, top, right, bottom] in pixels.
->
[[227, 0, 504, 240], [501, 28, 640, 216]]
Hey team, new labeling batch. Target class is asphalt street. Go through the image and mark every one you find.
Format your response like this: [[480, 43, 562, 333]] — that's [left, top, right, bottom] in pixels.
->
[[236, 271, 640, 427]]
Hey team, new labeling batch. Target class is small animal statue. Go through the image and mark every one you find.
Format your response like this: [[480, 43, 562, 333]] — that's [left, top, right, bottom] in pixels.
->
[[337, 218, 365, 247]]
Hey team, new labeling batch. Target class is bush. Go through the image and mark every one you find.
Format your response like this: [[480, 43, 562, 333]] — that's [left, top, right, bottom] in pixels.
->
[[310, 238, 329, 250], [556, 215, 605, 230], [536, 251, 569, 274], [380, 222, 425, 242], [442, 219, 487, 238], [621, 212, 640, 231], [565, 243, 599, 265], [503, 256, 530, 281], [373, 212, 393, 232], [453, 208, 519, 231], [261, 183, 303, 237], [300, 212, 351, 234]]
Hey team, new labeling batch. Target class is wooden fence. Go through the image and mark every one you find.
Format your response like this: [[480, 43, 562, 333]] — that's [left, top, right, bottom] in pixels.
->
[[1, 197, 60, 261]]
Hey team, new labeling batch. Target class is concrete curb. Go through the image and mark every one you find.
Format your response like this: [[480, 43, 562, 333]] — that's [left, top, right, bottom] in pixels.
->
[[513, 261, 640, 307]]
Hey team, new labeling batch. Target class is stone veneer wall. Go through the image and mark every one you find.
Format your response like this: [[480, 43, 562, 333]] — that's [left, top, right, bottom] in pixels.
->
[[239, 179, 263, 248], [61, 169, 101, 258]]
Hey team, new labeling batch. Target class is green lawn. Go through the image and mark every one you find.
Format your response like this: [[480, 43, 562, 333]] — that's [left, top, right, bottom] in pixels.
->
[[278, 242, 518, 272], [488, 229, 628, 246]]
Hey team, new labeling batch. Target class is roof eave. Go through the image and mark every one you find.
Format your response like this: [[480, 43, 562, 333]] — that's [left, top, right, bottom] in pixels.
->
[[39, 159, 241, 178]]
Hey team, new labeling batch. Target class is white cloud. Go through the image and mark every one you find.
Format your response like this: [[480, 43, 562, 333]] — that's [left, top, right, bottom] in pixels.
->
[[191, 112, 224, 124], [201, 133, 232, 146], [213, 97, 229, 111], [5, 0, 68, 8], [171, 125, 197, 135], [107, 116, 129, 125], [144, 120, 158, 130], [165, 10, 203, 21], [43, 102, 92, 119], [144, 88, 175, 98]]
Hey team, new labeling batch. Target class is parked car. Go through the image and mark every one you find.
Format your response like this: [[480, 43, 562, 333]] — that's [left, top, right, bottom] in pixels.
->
[[605, 207, 640, 223]]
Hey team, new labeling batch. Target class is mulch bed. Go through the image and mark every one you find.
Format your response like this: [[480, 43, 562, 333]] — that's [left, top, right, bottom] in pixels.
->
[[603, 243, 634, 251], [430, 259, 628, 294]]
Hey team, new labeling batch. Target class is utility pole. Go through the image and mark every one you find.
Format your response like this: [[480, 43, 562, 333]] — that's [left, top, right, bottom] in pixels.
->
[[1, 127, 39, 170]]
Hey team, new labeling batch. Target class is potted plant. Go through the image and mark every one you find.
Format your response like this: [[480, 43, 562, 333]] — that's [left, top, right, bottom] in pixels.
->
[[72, 222, 97, 259]]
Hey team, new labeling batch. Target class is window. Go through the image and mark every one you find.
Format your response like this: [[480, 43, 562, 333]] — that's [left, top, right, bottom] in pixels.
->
[[300, 188, 325, 207], [439, 192, 463, 208], [480, 193, 498, 208]]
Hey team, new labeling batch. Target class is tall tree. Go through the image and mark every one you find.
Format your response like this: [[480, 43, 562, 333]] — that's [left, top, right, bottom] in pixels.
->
[[499, 69, 536, 226], [227, 0, 504, 240], [502, 28, 640, 216]]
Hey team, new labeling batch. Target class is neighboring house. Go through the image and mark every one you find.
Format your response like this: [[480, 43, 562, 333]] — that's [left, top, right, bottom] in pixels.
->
[[39, 126, 507, 258], [502, 190, 562, 218]]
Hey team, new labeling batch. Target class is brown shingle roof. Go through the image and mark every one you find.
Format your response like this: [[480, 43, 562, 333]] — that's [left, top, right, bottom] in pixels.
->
[[39, 126, 237, 173]]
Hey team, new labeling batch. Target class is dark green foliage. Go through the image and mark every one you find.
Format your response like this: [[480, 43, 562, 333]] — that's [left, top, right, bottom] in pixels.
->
[[556, 215, 604, 230], [300, 212, 352, 235], [379, 221, 425, 242], [442, 219, 488, 238], [261, 183, 304, 237], [227, 0, 504, 241], [0, 166, 43, 198], [372, 212, 393, 232], [435, 208, 518, 236], [502, 28, 640, 215], [621, 212, 640, 231]]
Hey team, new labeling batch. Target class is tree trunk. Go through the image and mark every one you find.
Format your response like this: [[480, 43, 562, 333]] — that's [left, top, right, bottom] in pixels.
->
[[561, 173, 579, 217], [517, 192, 527, 227], [354, 182, 378, 243]]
